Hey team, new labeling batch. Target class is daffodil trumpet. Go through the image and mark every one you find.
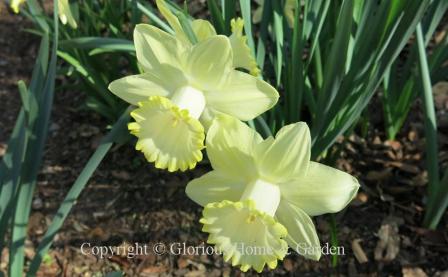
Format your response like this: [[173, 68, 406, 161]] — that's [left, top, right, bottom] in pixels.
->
[[186, 115, 360, 272]]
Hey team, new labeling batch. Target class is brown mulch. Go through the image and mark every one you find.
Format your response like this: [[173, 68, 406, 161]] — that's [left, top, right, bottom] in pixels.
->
[[1, 2, 448, 276]]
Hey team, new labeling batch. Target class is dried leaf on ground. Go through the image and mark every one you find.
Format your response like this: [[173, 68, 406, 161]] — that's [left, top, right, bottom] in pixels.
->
[[402, 267, 428, 277], [374, 217, 402, 262], [352, 239, 368, 264]]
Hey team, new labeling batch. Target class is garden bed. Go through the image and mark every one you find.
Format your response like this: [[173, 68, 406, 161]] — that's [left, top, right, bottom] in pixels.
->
[[0, 2, 448, 276]]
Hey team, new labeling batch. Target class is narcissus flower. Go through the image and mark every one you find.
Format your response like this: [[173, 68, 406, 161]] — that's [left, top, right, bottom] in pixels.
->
[[284, 0, 298, 28], [186, 115, 359, 272], [9, 0, 26, 13], [156, 0, 259, 76], [10, 0, 77, 29], [109, 25, 279, 172], [58, 0, 77, 29]]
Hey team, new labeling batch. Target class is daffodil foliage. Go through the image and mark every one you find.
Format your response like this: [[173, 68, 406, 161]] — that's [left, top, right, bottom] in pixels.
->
[[109, 0, 278, 172]]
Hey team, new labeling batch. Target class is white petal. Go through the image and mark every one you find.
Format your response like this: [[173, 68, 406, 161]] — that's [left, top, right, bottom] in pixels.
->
[[205, 70, 279, 121], [192, 19, 217, 41], [108, 66, 188, 105], [186, 170, 245, 207], [281, 162, 360, 216], [276, 201, 321, 261], [256, 122, 311, 183], [206, 115, 261, 181], [185, 35, 233, 90], [134, 24, 186, 71]]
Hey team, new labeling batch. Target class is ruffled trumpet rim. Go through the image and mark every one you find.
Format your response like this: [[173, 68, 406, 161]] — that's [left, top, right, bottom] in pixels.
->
[[200, 199, 288, 273], [128, 96, 205, 172], [229, 18, 260, 77]]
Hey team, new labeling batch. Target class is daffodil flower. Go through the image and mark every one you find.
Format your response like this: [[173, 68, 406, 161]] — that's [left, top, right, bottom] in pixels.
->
[[10, 0, 77, 29], [9, 0, 25, 13], [284, 0, 298, 28], [156, 0, 259, 76], [186, 115, 359, 272], [109, 25, 279, 172], [58, 0, 77, 29]]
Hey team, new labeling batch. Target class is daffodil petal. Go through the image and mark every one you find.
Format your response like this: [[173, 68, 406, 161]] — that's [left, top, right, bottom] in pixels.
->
[[205, 71, 279, 121], [155, 0, 190, 44], [198, 107, 219, 131], [186, 170, 245, 206], [284, 0, 298, 28], [201, 200, 288, 273], [108, 66, 188, 105], [129, 96, 204, 172], [186, 35, 233, 90], [255, 122, 310, 183], [252, 5, 263, 24], [206, 115, 261, 180], [192, 19, 217, 41], [156, 0, 217, 44], [58, 0, 77, 29], [10, 0, 26, 13], [134, 24, 185, 71], [254, 136, 274, 157], [281, 162, 360, 216], [276, 201, 321, 261], [229, 18, 260, 76]]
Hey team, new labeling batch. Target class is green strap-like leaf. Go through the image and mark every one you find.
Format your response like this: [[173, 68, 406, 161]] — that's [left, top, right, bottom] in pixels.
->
[[60, 37, 135, 52], [8, 3, 59, 275], [27, 109, 131, 276]]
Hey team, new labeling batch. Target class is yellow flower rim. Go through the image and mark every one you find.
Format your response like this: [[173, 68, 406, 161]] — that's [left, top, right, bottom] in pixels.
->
[[128, 96, 205, 172], [230, 18, 261, 77], [200, 199, 288, 273]]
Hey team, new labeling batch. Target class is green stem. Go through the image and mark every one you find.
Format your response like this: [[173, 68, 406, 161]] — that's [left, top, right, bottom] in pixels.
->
[[289, 0, 304, 123], [206, 0, 225, 34], [416, 24, 440, 229], [256, 116, 273, 138], [313, 41, 323, 91], [424, 168, 448, 229], [329, 214, 339, 267]]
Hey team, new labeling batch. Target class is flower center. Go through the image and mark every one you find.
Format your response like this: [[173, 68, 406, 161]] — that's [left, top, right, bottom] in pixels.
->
[[240, 179, 280, 217], [170, 86, 206, 119]]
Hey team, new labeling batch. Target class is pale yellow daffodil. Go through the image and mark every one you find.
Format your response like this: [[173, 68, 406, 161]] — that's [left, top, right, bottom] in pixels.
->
[[10, 0, 77, 29], [284, 0, 298, 28], [58, 0, 77, 29], [186, 115, 359, 272], [109, 25, 279, 172], [156, 0, 260, 76], [9, 0, 25, 13]]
